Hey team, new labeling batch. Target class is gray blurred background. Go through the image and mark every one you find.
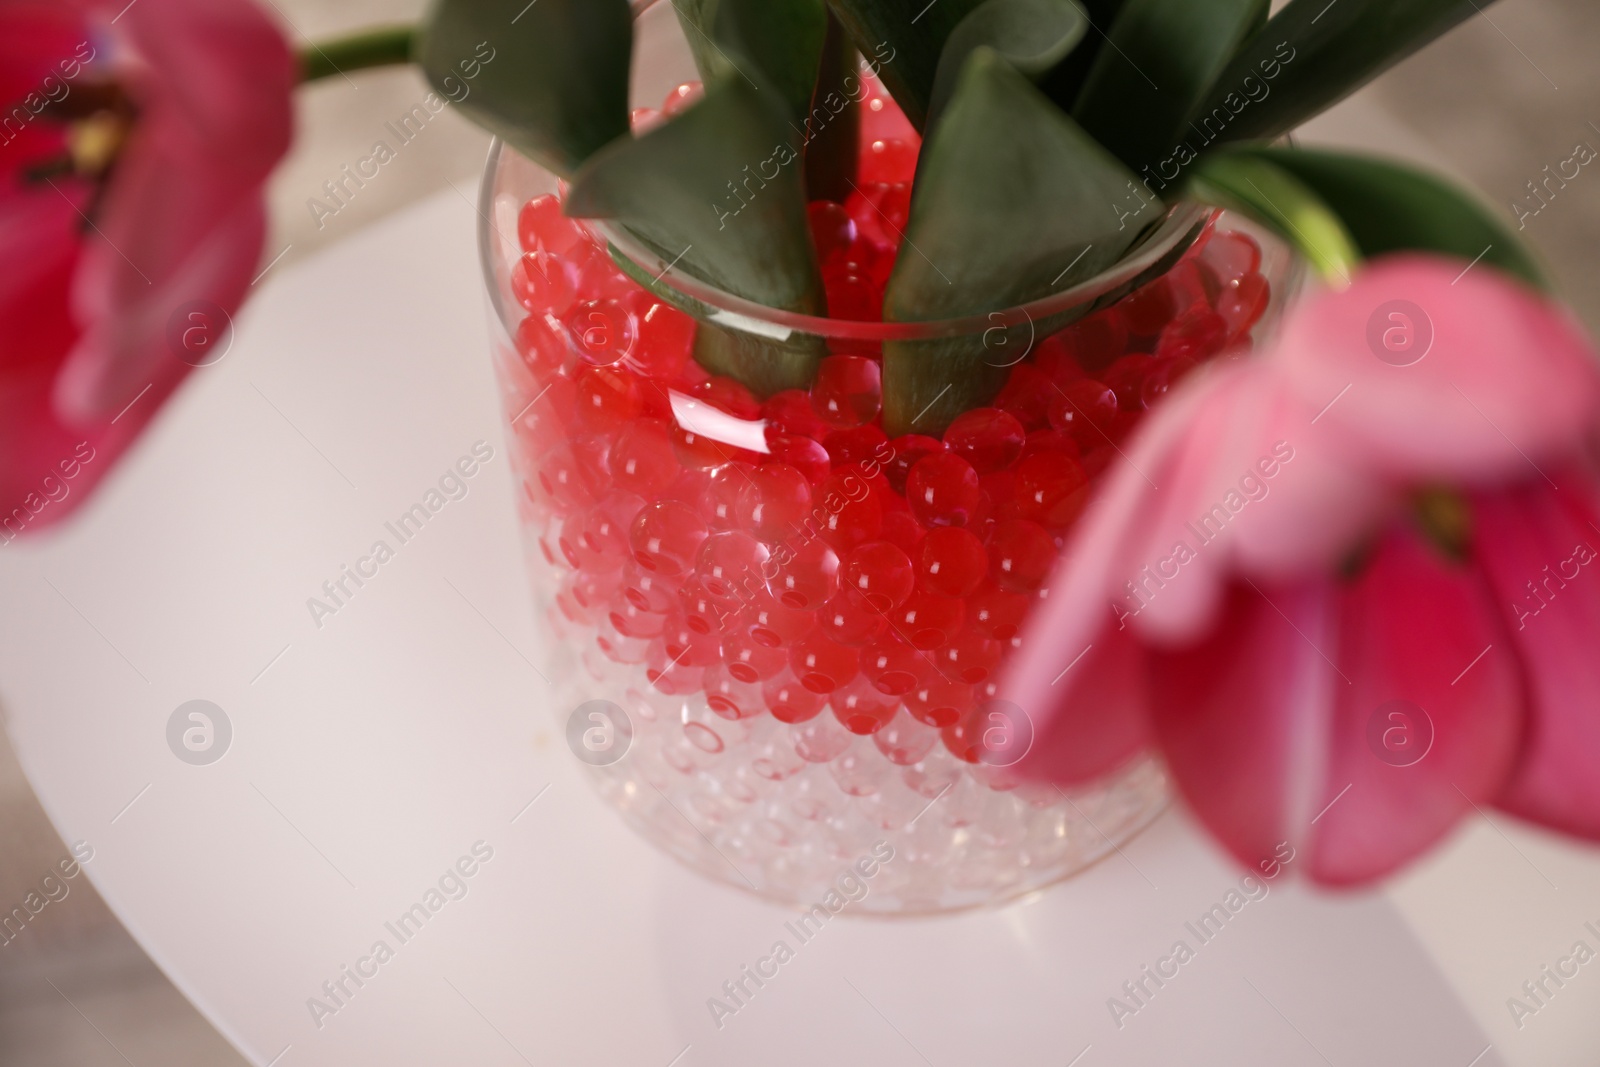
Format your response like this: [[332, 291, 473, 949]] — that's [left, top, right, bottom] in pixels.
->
[[2, 0, 1596, 1061]]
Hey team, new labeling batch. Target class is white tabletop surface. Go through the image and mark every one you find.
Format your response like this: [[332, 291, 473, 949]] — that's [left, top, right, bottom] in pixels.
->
[[2, 178, 1598, 1067]]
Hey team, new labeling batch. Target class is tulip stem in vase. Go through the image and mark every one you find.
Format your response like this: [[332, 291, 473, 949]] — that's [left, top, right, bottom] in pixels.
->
[[299, 26, 416, 84]]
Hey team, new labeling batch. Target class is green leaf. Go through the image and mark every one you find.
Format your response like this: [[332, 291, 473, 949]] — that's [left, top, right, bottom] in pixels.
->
[[803, 11, 862, 202], [669, 0, 724, 83], [418, 0, 630, 178], [925, 0, 1089, 127], [1186, 150, 1361, 283], [881, 48, 1158, 434], [1073, 0, 1268, 172], [567, 75, 827, 394], [823, 0, 987, 130], [1246, 147, 1549, 291], [1195, 0, 1495, 145], [1037, 0, 1129, 109], [711, 0, 830, 122]]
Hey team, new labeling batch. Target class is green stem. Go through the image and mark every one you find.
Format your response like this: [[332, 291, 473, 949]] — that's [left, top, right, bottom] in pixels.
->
[[1186, 150, 1363, 286], [300, 26, 416, 84]]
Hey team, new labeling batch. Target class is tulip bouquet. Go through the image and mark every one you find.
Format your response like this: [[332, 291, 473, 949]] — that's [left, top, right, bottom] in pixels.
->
[[4, 0, 1597, 892]]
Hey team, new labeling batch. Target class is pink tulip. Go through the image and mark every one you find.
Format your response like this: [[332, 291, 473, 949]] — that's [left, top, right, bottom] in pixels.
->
[[0, 0, 292, 540], [1002, 255, 1600, 884]]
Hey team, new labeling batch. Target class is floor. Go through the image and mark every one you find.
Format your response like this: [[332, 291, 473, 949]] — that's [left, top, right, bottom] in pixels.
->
[[1, 0, 1596, 1062]]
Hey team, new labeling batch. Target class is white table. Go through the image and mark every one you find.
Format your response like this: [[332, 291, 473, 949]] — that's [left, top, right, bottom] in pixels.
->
[[3, 183, 1598, 1067]]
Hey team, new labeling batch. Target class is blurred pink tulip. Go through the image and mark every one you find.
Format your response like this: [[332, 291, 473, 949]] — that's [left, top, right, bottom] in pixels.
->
[[0, 0, 292, 540], [1001, 255, 1600, 884]]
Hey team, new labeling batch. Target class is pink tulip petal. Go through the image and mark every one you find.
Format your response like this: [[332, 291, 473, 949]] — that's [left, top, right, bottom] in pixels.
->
[[1472, 477, 1600, 839], [1308, 526, 1524, 885], [1276, 255, 1600, 482], [1014, 617, 1152, 786], [57, 0, 294, 418], [1146, 579, 1339, 872]]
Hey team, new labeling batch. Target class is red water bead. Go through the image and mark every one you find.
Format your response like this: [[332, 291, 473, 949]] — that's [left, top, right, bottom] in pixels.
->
[[1118, 275, 1183, 338], [766, 433, 831, 484], [703, 664, 763, 720], [934, 628, 1003, 685], [574, 364, 641, 428], [515, 313, 571, 380], [745, 590, 814, 648], [1156, 307, 1229, 364], [969, 582, 1030, 640], [861, 634, 928, 696], [660, 612, 724, 666], [579, 492, 643, 564], [816, 591, 887, 646], [892, 587, 965, 650], [981, 470, 1021, 522], [815, 470, 884, 551], [609, 598, 668, 639], [771, 538, 840, 609], [1140, 357, 1198, 411], [824, 234, 888, 285], [512, 252, 577, 316], [696, 531, 768, 600], [621, 562, 680, 614], [693, 375, 763, 420], [811, 355, 882, 427], [679, 577, 736, 635], [906, 452, 982, 528], [661, 466, 713, 509], [702, 464, 751, 530], [565, 299, 636, 367], [1048, 379, 1118, 447], [1102, 353, 1159, 412], [1053, 310, 1129, 374], [765, 674, 827, 723], [1015, 451, 1090, 528], [722, 632, 787, 683], [610, 419, 679, 496], [808, 200, 857, 261], [865, 137, 919, 183], [1021, 428, 1080, 460], [831, 678, 900, 735], [842, 541, 915, 611], [790, 629, 860, 693], [564, 241, 631, 302], [823, 269, 884, 325], [1216, 272, 1270, 340], [737, 463, 812, 541], [941, 707, 990, 763], [916, 526, 988, 598], [671, 420, 740, 470], [645, 642, 704, 695], [630, 106, 664, 134], [1198, 229, 1262, 291], [662, 81, 703, 115], [823, 424, 889, 468], [764, 389, 830, 439], [879, 508, 925, 556], [875, 182, 912, 239], [517, 194, 585, 257], [988, 519, 1055, 593], [906, 677, 971, 728], [535, 444, 598, 516], [994, 364, 1054, 430], [944, 407, 1025, 474], [630, 302, 694, 380], [883, 435, 944, 494], [630, 500, 707, 576]]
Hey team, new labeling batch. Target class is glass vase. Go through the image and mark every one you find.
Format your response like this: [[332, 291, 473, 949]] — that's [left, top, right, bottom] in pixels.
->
[[477, 0, 1297, 915]]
